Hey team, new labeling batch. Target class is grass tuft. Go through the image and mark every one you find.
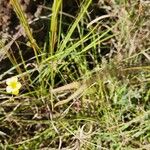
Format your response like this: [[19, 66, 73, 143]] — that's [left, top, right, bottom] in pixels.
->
[[0, 0, 150, 149]]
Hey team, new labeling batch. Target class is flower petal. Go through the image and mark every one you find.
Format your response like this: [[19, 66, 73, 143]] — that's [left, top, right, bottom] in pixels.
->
[[6, 86, 12, 93], [16, 82, 22, 89], [12, 89, 19, 95], [6, 77, 18, 85], [6, 78, 11, 85]]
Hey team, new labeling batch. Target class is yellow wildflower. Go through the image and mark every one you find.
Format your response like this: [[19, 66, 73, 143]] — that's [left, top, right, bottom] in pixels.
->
[[6, 77, 22, 95]]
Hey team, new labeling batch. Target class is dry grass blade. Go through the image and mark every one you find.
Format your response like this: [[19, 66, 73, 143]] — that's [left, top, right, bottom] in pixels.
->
[[54, 84, 87, 107], [10, 0, 40, 61]]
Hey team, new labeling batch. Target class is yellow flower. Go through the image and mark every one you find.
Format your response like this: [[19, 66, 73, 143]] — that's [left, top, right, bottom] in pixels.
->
[[6, 77, 22, 95]]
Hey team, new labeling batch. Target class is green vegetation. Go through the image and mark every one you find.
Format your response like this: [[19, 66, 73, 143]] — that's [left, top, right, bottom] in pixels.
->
[[0, 0, 150, 149]]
